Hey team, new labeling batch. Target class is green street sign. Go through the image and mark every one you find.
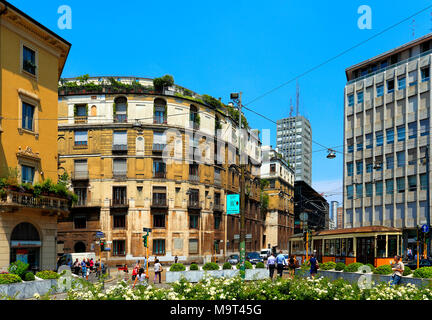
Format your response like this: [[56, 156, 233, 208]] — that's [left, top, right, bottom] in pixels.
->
[[226, 194, 240, 214]]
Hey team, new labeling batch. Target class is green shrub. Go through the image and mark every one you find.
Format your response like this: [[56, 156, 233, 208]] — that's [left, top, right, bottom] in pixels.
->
[[320, 261, 336, 270], [335, 262, 346, 271], [202, 262, 219, 271], [0, 273, 22, 284], [363, 263, 375, 273], [236, 261, 253, 270], [403, 266, 412, 276], [344, 262, 363, 272], [36, 270, 60, 280], [8, 260, 29, 279], [189, 264, 199, 271], [24, 272, 35, 281], [413, 266, 432, 279], [169, 263, 186, 272], [256, 262, 265, 269], [222, 262, 232, 270], [373, 264, 392, 275]]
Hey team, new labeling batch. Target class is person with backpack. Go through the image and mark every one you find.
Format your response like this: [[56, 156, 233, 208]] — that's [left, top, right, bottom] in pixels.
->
[[309, 254, 319, 279]]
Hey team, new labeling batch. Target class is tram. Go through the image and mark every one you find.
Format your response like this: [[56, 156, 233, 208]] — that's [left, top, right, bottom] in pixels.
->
[[288, 226, 403, 267]]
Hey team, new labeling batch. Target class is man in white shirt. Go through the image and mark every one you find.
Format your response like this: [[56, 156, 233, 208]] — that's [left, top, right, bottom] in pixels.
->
[[390, 255, 404, 286]]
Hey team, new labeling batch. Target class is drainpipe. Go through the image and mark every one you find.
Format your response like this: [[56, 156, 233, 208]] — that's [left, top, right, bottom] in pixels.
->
[[0, 4, 8, 136]]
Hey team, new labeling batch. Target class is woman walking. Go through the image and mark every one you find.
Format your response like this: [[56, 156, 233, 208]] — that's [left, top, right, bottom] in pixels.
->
[[133, 268, 147, 288], [309, 254, 319, 279], [288, 255, 297, 279], [154, 259, 163, 284]]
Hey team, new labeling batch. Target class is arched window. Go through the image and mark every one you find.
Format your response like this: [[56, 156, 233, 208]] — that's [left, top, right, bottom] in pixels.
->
[[190, 105, 199, 130], [90, 105, 97, 116], [114, 96, 127, 123], [11, 222, 40, 241], [154, 98, 167, 124], [74, 242, 86, 253]]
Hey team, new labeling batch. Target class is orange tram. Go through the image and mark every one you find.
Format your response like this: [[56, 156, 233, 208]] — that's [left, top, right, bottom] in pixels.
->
[[288, 226, 403, 268]]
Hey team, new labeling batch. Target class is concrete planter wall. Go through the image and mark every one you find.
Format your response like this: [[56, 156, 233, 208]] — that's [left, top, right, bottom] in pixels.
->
[[166, 268, 268, 283], [295, 269, 432, 287], [0, 278, 64, 300]]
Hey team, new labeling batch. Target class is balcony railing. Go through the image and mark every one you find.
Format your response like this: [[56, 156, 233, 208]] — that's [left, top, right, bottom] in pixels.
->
[[151, 194, 167, 208], [214, 175, 221, 186], [114, 114, 127, 123], [189, 174, 200, 182], [152, 143, 166, 152], [153, 116, 167, 124], [71, 170, 89, 180], [188, 198, 201, 209], [153, 171, 166, 179], [213, 202, 224, 212], [74, 116, 88, 124], [112, 144, 128, 152], [110, 198, 129, 207], [113, 171, 127, 179], [0, 189, 69, 214], [72, 199, 102, 208]]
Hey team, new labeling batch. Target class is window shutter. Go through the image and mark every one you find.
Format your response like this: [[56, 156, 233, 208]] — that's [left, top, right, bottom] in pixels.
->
[[74, 160, 87, 172], [75, 131, 88, 143], [113, 131, 127, 145], [153, 132, 166, 144], [408, 71, 417, 83], [113, 159, 127, 173], [189, 239, 198, 253]]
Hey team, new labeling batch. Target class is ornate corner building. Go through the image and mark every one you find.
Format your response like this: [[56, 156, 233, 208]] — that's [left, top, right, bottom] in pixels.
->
[[56, 76, 264, 263]]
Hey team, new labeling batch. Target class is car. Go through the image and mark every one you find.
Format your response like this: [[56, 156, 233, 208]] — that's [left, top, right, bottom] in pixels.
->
[[56, 252, 97, 271], [406, 258, 432, 270], [246, 252, 264, 265], [260, 249, 271, 259], [227, 254, 239, 265]]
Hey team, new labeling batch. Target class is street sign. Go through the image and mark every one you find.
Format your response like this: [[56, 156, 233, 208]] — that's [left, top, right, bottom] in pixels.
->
[[95, 231, 104, 238], [300, 212, 308, 222], [104, 247, 111, 251], [245, 234, 252, 239], [226, 194, 240, 214], [421, 224, 430, 233], [143, 227, 152, 233]]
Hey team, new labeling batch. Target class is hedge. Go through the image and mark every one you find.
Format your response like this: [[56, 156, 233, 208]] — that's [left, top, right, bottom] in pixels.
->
[[344, 262, 363, 272], [36, 271, 60, 280], [320, 261, 336, 271], [202, 262, 219, 271], [169, 263, 186, 272], [373, 265, 392, 275], [189, 264, 199, 271], [335, 262, 346, 271], [403, 266, 412, 276], [236, 261, 253, 270], [8, 261, 29, 279], [0, 273, 22, 284], [222, 262, 232, 270], [413, 266, 432, 279], [256, 262, 265, 269], [24, 272, 35, 281]]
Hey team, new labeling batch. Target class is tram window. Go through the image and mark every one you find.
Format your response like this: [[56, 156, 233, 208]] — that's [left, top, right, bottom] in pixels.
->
[[377, 235, 386, 258], [347, 238, 354, 257], [335, 239, 341, 256], [388, 235, 398, 257], [324, 240, 330, 255], [329, 239, 336, 255], [341, 239, 346, 256]]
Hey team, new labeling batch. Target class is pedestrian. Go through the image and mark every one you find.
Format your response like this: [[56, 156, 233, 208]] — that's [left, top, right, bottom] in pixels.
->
[[133, 268, 147, 289], [266, 252, 276, 279], [288, 255, 297, 279], [390, 255, 404, 286], [89, 258, 94, 272], [81, 259, 87, 279], [95, 259, 100, 278], [66, 258, 72, 268], [407, 248, 413, 261], [85, 258, 90, 280], [309, 254, 319, 279], [132, 260, 140, 281], [276, 250, 286, 277], [73, 258, 80, 275], [174, 255, 178, 264], [154, 259, 163, 284]]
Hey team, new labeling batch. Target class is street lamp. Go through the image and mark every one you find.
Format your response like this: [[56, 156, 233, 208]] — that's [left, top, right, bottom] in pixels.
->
[[326, 149, 336, 159]]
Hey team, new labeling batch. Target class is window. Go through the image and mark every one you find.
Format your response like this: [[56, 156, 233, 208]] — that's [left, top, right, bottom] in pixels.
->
[[347, 162, 354, 176], [113, 131, 127, 150], [113, 240, 126, 256], [397, 125, 405, 141], [74, 188, 87, 206], [408, 149, 417, 165], [397, 177, 405, 193], [74, 216, 86, 229], [408, 175, 417, 192], [114, 97, 127, 123], [189, 215, 199, 229], [21, 165, 35, 184], [376, 84, 384, 97], [356, 184, 363, 198], [398, 77, 406, 90], [376, 181, 383, 196], [408, 71, 417, 86], [112, 186, 127, 206], [365, 160, 373, 173], [347, 185, 353, 199], [396, 151, 405, 168], [420, 119, 430, 136], [113, 159, 127, 177], [376, 131, 383, 147], [190, 105, 199, 129], [22, 102, 35, 131], [153, 160, 166, 178], [153, 131, 167, 151], [387, 79, 395, 93], [75, 104, 87, 117], [386, 154, 394, 169], [408, 122, 417, 139], [154, 98, 167, 124], [421, 67, 430, 82], [377, 235, 386, 258], [357, 91, 364, 103], [388, 236, 398, 257], [74, 130, 88, 146], [153, 239, 165, 255], [348, 94, 354, 106], [113, 214, 126, 229], [386, 179, 394, 195], [347, 139, 354, 153], [356, 136, 363, 151], [386, 128, 394, 144], [153, 214, 166, 228], [22, 46, 36, 75], [189, 239, 198, 254], [356, 161, 363, 175], [74, 160, 88, 179], [365, 183, 372, 197], [420, 174, 428, 190], [214, 214, 221, 229], [189, 163, 199, 181], [365, 134, 373, 149]]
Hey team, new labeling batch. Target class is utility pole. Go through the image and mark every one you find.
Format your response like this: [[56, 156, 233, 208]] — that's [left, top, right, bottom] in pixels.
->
[[426, 145, 430, 258]]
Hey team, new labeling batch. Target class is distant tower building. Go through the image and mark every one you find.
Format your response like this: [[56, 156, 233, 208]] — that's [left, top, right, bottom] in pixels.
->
[[337, 207, 344, 229], [330, 201, 338, 230], [276, 116, 312, 185]]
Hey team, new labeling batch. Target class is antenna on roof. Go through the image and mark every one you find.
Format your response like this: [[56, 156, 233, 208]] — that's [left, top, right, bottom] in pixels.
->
[[289, 98, 293, 117], [296, 80, 299, 117]]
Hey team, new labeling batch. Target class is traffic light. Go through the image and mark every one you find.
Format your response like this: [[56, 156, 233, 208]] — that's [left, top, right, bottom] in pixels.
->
[[142, 234, 148, 247], [100, 241, 105, 251]]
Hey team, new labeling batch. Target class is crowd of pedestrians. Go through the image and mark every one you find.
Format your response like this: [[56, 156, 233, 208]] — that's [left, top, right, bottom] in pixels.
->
[[71, 258, 106, 279]]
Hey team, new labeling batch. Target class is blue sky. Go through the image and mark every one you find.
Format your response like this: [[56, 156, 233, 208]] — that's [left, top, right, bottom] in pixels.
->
[[9, 0, 432, 203]]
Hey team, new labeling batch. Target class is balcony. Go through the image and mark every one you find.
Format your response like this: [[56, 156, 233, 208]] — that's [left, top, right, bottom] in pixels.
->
[[214, 175, 221, 186], [72, 199, 102, 208], [110, 198, 129, 208], [0, 188, 69, 215], [112, 144, 128, 152], [188, 198, 201, 210], [151, 194, 168, 208], [71, 170, 89, 181], [152, 143, 166, 153], [153, 116, 167, 125], [112, 171, 127, 180], [153, 171, 166, 179], [189, 174, 200, 183], [213, 202, 224, 212], [114, 114, 127, 123], [74, 116, 87, 124]]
